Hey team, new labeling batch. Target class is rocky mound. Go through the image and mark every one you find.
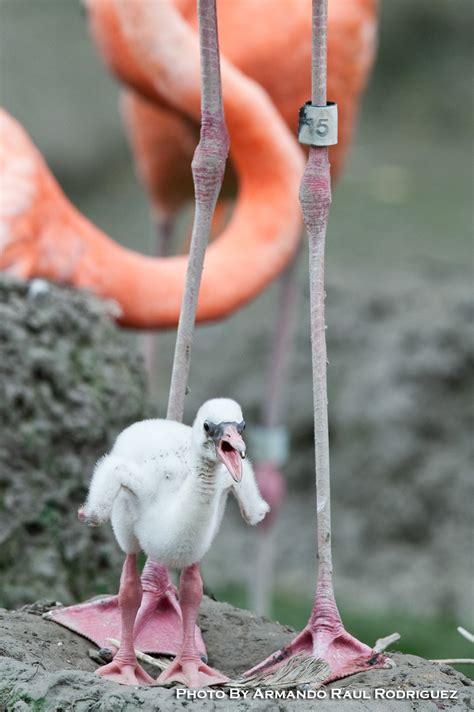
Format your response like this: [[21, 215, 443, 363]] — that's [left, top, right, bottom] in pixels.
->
[[0, 276, 149, 609], [0, 599, 471, 711]]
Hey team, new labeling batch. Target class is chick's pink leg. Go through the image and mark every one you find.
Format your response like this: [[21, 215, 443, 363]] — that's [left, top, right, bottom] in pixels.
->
[[132, 559, 207, 658], [95, 554, 154, 685], [158, 564, 228, 688], [45, 559, 203, 657]]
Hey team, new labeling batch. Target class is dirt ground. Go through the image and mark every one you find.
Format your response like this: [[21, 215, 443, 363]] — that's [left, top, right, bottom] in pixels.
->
[[0, 599, 471, 711]]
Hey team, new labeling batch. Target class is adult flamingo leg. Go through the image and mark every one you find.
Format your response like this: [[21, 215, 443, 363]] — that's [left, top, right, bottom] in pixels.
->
[[93, 554, 154, 685], [158, 564, 229, 687], [251, 252, 300, 614], [245, 570, 391, 684], [245, 0, 393, 685], [154, 0, 231, 686], [155, 0, 229, 685]]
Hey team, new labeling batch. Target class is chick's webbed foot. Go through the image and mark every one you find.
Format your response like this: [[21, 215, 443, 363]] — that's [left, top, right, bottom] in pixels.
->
[[158, 655, 229, 688], [45, 561, 206, 658], [159, 563, 228, 688], [96, 658, 154, 685]]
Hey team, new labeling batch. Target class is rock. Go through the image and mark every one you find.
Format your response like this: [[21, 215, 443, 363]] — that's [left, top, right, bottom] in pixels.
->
[[0, 276, 149, 609], [0, 599, 471, 711]]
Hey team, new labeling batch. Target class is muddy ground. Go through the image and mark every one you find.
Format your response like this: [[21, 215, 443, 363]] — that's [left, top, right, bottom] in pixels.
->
[[0, 599, 472, 711]]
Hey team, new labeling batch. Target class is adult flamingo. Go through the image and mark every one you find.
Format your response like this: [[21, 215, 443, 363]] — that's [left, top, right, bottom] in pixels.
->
[[0, 6, 303, 326], [0, 0, 304, 661], [0, 0, 296, 619], [87, 0, 378, 615], [120, 0, 377, 232]]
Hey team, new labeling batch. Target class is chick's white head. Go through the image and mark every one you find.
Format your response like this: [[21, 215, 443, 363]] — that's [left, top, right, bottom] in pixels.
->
[[193, 398, 246, 481]]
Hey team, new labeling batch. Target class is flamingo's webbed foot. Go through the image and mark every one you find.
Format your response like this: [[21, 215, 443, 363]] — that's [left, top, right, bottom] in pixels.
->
[[95, 657, 154, 685], [244, 624, 394, 686], [158, 654, 229, 688], [44, 581, 205, 658]]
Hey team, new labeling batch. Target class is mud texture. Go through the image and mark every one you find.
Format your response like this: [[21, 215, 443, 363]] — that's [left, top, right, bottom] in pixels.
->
[[0, 598, 472, 711], [0, 277, 149, 609]]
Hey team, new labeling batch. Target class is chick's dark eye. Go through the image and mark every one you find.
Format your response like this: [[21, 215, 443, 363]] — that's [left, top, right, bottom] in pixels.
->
[[240, 420, 246, 432], [203, 422, 210, 433]]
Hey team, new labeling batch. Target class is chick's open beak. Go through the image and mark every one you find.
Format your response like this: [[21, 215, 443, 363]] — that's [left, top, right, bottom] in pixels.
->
[[216, 424, 246, 482]]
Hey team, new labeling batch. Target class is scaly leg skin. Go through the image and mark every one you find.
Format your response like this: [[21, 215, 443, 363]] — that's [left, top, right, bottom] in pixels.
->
[[95, 554, 154, 685], [158, 564, 229, 688], [244, 571, 392, 683], [45, 560, 206, 658], [133, 560, 207, 659]]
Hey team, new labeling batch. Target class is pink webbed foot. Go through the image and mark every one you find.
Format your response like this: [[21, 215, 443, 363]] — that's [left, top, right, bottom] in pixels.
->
[[245, 623, 391, 685], [134, 562, 206, 659], [96, 657, 154, 686], [91, 556, 160, 686], [44, 562, 206, 658], [158, 655, 229, 688], [132, 585, 185, 656], [44, 595, 124, 651], [158, 563, 228, 688], [245, 572, 393, 685]]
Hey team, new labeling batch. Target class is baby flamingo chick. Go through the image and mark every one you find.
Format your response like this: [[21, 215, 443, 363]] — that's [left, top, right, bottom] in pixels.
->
[[79, 398, 269, 688]]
